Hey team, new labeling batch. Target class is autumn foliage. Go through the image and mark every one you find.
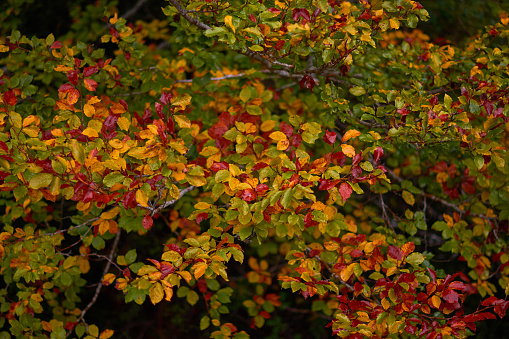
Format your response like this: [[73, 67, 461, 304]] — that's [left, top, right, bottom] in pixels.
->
[[1, 0, 509, 338]]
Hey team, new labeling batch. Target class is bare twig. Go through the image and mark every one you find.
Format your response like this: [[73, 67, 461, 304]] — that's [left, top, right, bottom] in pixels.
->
[[137, 185, 197, 216], [121, 0, 149, 19], [68, 230, 121, 337]]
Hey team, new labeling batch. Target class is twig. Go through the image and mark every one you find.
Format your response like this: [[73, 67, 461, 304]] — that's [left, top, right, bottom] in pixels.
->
[[68, 230, 121, 337], [121, 0, 149, 19], [137, 185, 197, 216]]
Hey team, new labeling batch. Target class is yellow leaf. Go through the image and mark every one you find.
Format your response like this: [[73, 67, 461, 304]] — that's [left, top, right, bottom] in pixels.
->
[[341, 144, 356, 157], [99, 329, 114, 339], [340, 263, 356, 282], [0, 45, 9, 53], [136, 190, 149, 207], [161, 281, 174, 301], [84, 103, 95, 117], [117, 117, 130, 131], [82, 127, 99, 138], [149, 282, 164, 305], [342, 129, 361, 142], [381, 298, 390, 310], [269, 131, 287, 141], [178, 270, 192, 284], [225, 15, 235, 33], [172, 93, 192, 108], [102, 273, 116, 286], [101, 206, 121, 219], [200, 146, 219, 157], [260, 120, 276, 132], [193, 262, 208, 279], [389, 18, 400, 29], [109, 139, 125, 149], [54, 65, 73, 72], [174, 115, 191, 128], [195, 202, 211, 210]]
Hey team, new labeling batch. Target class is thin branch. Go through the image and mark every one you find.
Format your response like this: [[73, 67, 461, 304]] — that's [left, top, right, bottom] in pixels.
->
[[121, 0, 149, 19], [68, 230, 121, 337], [167, 0, 212, 30], [137, 185, 197, 216]]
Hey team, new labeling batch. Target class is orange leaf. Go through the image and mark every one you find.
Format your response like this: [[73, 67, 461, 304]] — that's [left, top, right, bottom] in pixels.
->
[[341, 144, 356, 157], [99, 329, 114, 339], [193, 262, 208, 279], [430, 295, 441, 309], [342, 129, 361, 142]]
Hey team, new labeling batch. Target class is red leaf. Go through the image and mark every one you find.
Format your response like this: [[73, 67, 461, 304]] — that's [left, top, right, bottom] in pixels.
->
[[417, 292, 428, 302], [443, 289, 459, 303], [84, 78, 98, 91], [461, 87, 469, 98], [299, 75, 316, 91], [429, 96, 439, 106], [255, 184, 269, 195], [267, 8, 281, 15], [249, 14, 257, 23], [208, 123, 228, 139], [352, 151, 363, 166], [481, 296, 499, 307], [3, 91, 17, 106], [291, 134, 302, 148], [323, 130, 337, 145], [58, 83, 74, 93], [339, 182, 353, 201], [280, 121, 294, 138], [67, 70, 79, 86], [374, 147, 383, 162], [252, 162, 268, 171], [160, 262, 175, 279], [304, 212, 318, 228], [196, 212, 208, 224], [292, 8, 310, 22], [387, 245, 402, 261], [83, 66, 98, 77], [160, 92, 172, 105], [241, 188, 256, 202], [51, 41, 63, 49], [155, 102, 164, 119], [461, 181, 475, 194], [143, 215, 153, 230], [210, 161, 229, 172]]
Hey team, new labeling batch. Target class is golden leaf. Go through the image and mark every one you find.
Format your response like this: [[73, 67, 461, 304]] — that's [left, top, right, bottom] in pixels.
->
[[269, 131, 287, 141], [341, 144, 356, 157], [225, 15, 235, 33], [342, 129, 361, 142], [193, 262, 208, 279], [99, 329, 114, 339], [340, 263, 356, 282], [174, 115, 191, 128], [136, 190, 149, 207], [82, 127, 99, 138], [84, 104, 95, 117], [149, 282, 164, 305], [117, 117, 130, 131], [101, 206, 121, 220]]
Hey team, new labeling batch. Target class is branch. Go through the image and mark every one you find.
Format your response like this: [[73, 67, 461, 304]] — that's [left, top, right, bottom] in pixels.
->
[[167, 0, 211, 30], [121, 0, 149, 19], [138, 185, 197, 216], [68, 230, 121, 337]]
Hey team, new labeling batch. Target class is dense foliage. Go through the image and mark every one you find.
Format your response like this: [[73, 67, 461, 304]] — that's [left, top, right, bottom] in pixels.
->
[[1, 0, 509, 338]]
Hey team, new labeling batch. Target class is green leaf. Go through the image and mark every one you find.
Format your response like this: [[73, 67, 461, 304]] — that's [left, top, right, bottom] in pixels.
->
[[29, 173, 53, 189], [69, 139, 85, 164], [246, 105, 263, 115], [186, 290, 199, 306], [103, 172, 125, 187], [200, 315, 210, 330], [281, 188, 293, 209], [240, 87, 251, 103], [125, 249, 137, 265], [406, 252, 425, 265], [204, 27, 227, 37], [349, 86, 366, 96], [239, 226, 253, 241]]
